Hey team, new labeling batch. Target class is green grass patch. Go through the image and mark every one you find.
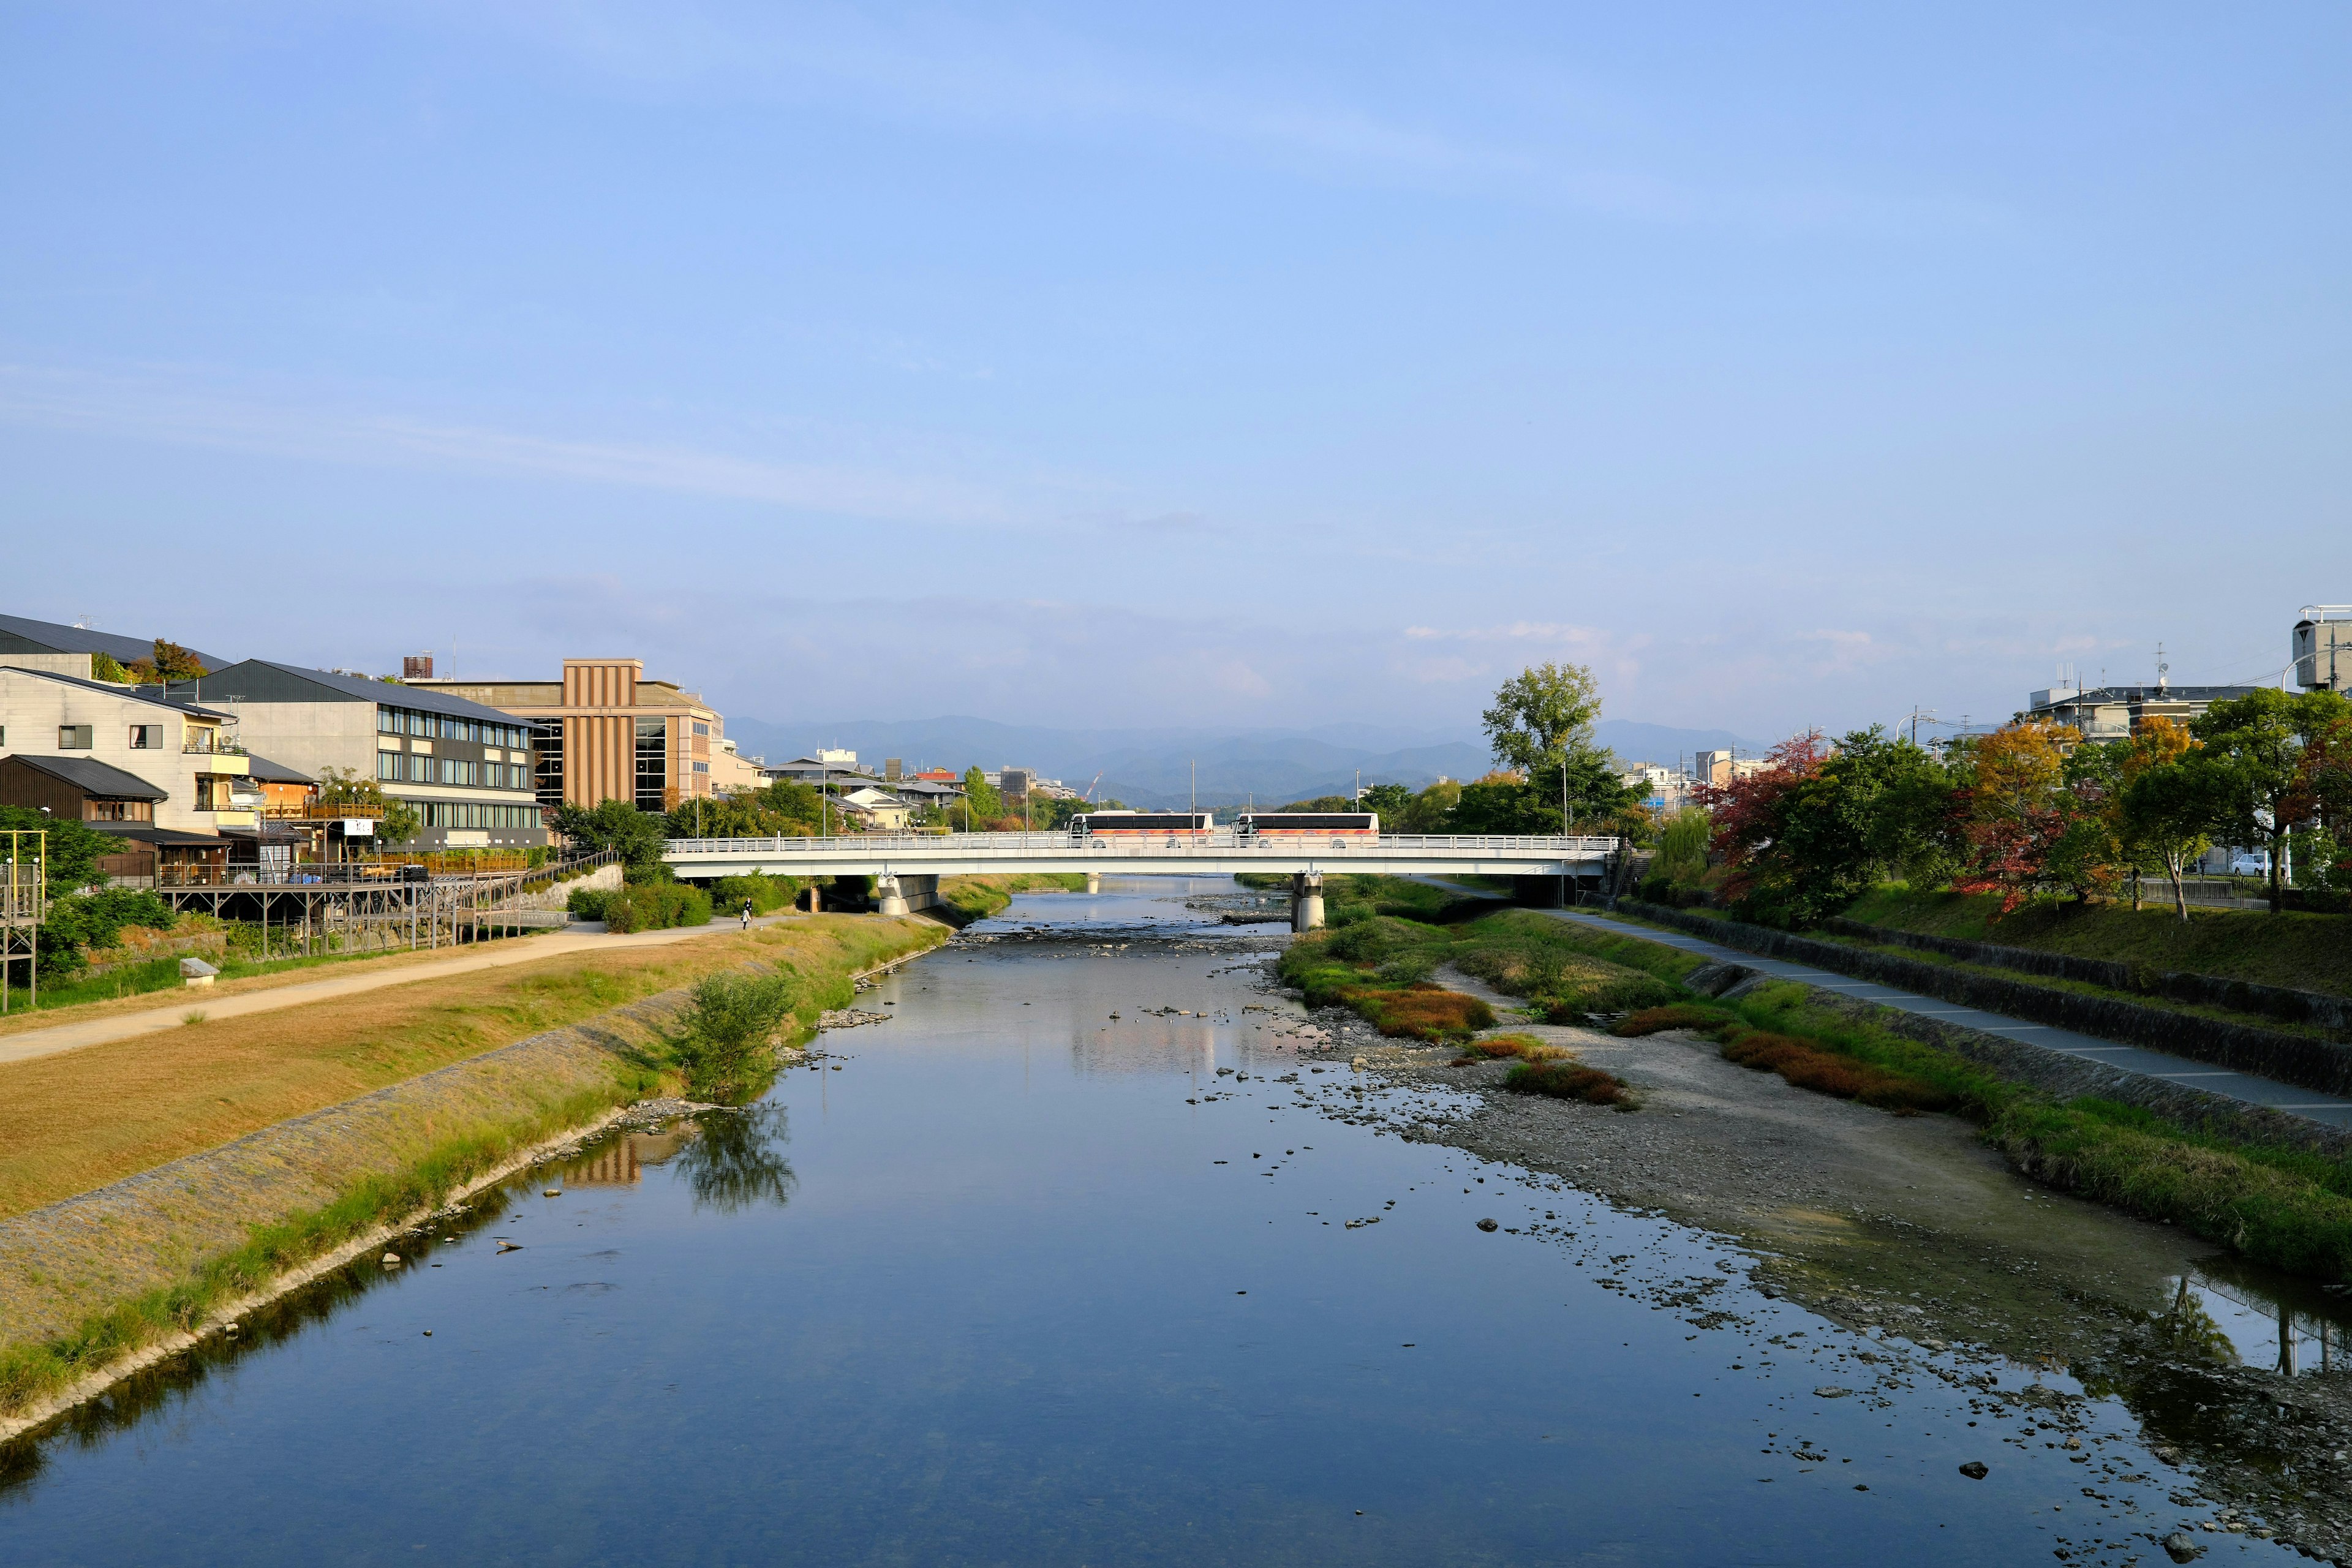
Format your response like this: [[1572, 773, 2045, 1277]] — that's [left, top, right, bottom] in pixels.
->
[[940, 872, 1088, 921]]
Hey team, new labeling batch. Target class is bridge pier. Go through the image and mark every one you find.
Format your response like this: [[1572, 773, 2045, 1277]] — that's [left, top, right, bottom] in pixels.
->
[[1085, 872, 1101, 895], [876, 875, 909, 917], [1291, 872, 1325, 933]]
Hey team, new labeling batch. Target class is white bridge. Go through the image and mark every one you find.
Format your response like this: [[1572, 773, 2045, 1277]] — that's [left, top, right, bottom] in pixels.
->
[[663, 831, 1620, 928]]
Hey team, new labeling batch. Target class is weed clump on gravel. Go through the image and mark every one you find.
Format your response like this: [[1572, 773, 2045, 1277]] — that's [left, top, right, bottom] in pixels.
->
[[1504, 1058, 1634, 1107], [1718, 1030, 1955, 1114], [1611, 1003, 1737, 1038]]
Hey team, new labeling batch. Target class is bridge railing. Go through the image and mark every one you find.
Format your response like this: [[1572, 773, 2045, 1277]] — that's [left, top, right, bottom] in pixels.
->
[[663, 831, 1620, 857]]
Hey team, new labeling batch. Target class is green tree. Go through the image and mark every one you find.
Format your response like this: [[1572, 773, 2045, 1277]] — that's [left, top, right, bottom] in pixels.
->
[[1396, 779, 1461, 834], [668, 970, 799, 1099], [89, 651, 132, 684], [315, 766, 421, 847], [1709, 728, 1957, 926], [126, 638, 208, 682], [1649, 807, 1711, 889], [0, 805, 121, 897], [2117, 756, 2228, 921], [1481, 662, 1604, 775], [1359, 782, 1414, 821], [2192, 689, 2352, 912], [551, 798, 671, 880], [959, 767, 1003, 829]]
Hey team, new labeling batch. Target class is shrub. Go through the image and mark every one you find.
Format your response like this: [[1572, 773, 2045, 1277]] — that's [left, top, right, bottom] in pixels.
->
[[1463, 1033, 1559, 1060], [1611, 1003, 1736, 1038], [1340, 982, 1494, 1042], [1505, 1059, 1632, 1106], [566, 887, 611, 921], [1539, 971, 1681, 1020], [670, 970, 801, 1098], [1719, 1030, 1954, 1113], [601, 882, 714, 933], [712, 872, 797, 917]]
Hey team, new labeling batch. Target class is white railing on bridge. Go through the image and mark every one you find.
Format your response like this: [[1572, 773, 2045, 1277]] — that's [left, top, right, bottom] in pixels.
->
[[665, 831, 1620, 857]]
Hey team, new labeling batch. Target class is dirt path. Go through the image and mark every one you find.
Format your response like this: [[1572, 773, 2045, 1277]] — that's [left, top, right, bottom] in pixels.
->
[[0, 911, 829, 1067]]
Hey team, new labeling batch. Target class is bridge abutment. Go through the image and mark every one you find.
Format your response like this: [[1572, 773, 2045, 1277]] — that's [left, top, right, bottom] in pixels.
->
[[1085, 872, 1101, 895], [1290, 872, 1325, 932]]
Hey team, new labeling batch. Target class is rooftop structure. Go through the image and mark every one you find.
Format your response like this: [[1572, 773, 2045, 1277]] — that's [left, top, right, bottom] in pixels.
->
[[406, 658, 725, 816], [2296, 606, 2352, 693], [0, 612, 226, 680], [2019, 682, 2266, 742]]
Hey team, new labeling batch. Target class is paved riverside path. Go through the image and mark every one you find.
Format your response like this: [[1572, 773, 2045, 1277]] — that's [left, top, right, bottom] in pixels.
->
[[1550, 908, 2352, 1131], [0, 913, 826, 1069]]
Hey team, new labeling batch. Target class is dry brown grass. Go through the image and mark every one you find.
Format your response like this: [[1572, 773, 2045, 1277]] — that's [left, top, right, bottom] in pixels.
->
[[0, 916, 937, 1220]]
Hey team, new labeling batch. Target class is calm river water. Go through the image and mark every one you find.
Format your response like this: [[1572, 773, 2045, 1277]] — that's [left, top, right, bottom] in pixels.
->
[[0, 879, 2301, 1564]]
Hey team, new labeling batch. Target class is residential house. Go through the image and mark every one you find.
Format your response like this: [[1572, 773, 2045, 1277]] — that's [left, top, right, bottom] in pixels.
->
[[405, 658, 728, 815], [832, 786, 913, 831], [708, 736, 767, 795], [193, 662, 546, 851], [0, 667, 255, 880]]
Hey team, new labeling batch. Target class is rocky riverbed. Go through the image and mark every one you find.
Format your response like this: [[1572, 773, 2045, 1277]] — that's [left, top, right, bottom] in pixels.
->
[[1270, 959, 2352, 1563]]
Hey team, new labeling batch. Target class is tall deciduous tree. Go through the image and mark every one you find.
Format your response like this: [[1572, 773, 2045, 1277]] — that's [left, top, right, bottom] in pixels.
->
[[2192, 690, 2349, 913], [959, 766, 1003, 828], [1481, 663, 1604, 775], [2117, 756, 2226, 921]]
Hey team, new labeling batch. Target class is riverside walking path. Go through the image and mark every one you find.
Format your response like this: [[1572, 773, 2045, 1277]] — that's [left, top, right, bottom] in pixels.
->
[[1550, 907, 2352, 1131], [0, 914, 820, 1068]]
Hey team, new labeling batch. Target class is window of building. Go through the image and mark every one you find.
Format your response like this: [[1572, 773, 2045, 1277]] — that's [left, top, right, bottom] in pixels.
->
[[378, 752, 398, 782], [635, 717, 667, 812], [58, 725, 93, 750], [128, 725, 161, 749], [532, 718, 564, 809], [692, 721, 709, 737], [693, 761, 709, 774]]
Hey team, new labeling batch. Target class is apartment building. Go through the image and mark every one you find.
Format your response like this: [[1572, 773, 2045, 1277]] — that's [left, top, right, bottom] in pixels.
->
[[195, 661, 547, 851], [2018, 682, 2264, 742], [404, 658, 726, 815]]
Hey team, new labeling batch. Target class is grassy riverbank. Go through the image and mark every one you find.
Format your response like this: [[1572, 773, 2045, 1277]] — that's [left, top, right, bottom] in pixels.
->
[[1276, 876, 2352, 1283], [938, 872, 1088, 921], [0, 914, 944, 1424]]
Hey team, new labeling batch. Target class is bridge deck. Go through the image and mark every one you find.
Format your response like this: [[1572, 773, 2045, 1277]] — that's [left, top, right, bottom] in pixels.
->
[[664, 831, 1619, 880]]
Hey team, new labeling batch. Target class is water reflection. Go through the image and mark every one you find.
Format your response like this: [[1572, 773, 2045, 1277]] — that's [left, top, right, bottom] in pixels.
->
[[2174, 1262, 2352, 1378], [671, 1104, 797, 1215]]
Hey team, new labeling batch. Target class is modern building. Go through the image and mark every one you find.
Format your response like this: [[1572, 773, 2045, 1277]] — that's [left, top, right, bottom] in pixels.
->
[[764, 752, 879, 786], [1692, 750, 1770, 788], [2018, 681, 2266, 742], [708, 736, 767, 795], [405, 658, 725, 815], [2296, 606, 2352, 693], [193, 661, 547, 851]]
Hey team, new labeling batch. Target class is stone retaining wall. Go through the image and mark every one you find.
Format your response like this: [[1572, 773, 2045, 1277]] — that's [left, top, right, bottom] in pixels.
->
[[1820, 914, 2352, 1038], [1616, 899, 2352, 1099], [1681, 959, 2352, 1161]]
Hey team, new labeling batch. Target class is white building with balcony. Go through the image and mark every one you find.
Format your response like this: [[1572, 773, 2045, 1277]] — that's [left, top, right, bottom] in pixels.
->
[[0, 666, 253, 834]]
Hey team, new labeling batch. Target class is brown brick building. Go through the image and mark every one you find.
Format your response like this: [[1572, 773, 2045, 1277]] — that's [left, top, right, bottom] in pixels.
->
[[405, 658, 725, 815]]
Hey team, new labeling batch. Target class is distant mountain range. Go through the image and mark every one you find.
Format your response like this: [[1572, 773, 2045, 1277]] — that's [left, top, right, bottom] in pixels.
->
[[724, 715, 1767, 809]]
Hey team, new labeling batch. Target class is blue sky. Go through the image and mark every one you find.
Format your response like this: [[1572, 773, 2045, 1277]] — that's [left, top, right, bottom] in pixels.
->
[[3, 2, 2346, 744]]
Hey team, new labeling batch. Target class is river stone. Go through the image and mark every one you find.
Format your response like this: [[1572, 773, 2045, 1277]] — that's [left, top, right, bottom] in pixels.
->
[[1958, 1461, 1989, 1479], [1476, 1218, 1499, 1232], [1814, 1386, 1850, 1399], [2162, 1531, 2202, 1562], [380, 1253, 399, 1265]]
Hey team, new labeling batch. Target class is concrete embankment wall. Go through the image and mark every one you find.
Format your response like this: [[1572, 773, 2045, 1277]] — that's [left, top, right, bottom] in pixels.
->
[[1616, 899, 2352, 1099], [1817, 914, 2352, 1037]]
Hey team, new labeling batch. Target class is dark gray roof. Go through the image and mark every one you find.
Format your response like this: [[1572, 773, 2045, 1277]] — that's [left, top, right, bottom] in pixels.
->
[[2, 753, 169, 800], [243, 752, 314, 785], [2034, 685, 2269, 705], [0, 663, 235, 717], [86, 823, 225, 848], [200, 660, 526, 723], [0, 613, 224, 669]]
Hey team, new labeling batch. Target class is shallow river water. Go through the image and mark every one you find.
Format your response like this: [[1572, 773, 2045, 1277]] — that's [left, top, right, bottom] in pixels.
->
[[0, 880, 2307, 1564]]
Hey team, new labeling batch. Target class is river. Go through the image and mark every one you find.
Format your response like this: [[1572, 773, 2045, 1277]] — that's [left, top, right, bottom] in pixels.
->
[[0, 878, 2312, 1564]]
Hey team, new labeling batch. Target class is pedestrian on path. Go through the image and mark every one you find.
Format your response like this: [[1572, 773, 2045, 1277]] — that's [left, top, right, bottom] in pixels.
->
[[741, 899, 753, 931]]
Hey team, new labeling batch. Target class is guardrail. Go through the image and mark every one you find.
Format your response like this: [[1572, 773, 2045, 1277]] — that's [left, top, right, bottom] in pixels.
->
[[665, 831, 1620, 856]]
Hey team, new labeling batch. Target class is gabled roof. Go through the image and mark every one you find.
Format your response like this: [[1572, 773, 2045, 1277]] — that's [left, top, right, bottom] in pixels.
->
[[200, 660, 525, 723], [0, 613, 224, 669], [86, 823, 224, 847], [243, 752, 314, 785], [0, 663, 235, 717], [1, 753, 169, 801]]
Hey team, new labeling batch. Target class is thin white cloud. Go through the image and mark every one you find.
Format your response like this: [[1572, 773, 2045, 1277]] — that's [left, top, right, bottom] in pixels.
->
[[0, 363, 1032, 526], [468, 2, 2006, 236]]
